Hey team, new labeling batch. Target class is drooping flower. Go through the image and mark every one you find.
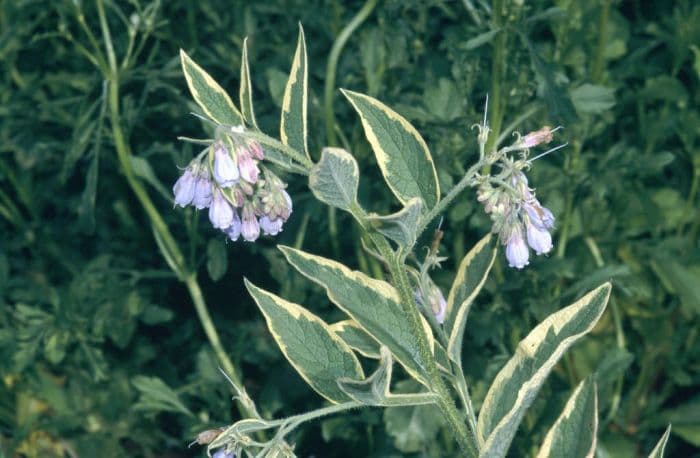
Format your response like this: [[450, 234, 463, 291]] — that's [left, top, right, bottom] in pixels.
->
[[240, 203, 260, 242], [259, 215, 284, 236], [523, 201, 555, 230], [212, 142, 239, 187], [505, 226, 529, 269], [248, 140, 265, 160], [192, 170, 213, 209], [224, 210, 242, 241], [209, 188, 234, 229], [173, 167, 196, 207], [525, 217, 553, 255], [237, 146, 260, 184]]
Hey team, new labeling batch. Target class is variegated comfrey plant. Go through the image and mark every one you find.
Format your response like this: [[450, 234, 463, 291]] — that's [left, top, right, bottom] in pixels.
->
[[177, 27, 671, 458]]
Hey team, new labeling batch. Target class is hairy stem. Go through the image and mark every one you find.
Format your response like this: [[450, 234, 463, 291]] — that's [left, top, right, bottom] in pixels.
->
[[371, 235, 478, 457]]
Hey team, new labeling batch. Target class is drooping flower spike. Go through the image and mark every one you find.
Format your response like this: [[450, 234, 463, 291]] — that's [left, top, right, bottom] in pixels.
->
[[477, 126, 560, 269], [172, 125, 292, 243]]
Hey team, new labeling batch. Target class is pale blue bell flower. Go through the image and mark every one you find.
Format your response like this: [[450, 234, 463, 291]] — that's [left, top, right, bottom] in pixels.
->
[[192, 174, 212, 209], [212, 143, 239, 187], [259, 215, 284, 236], [505, 227, 530, 269], [208, 189, 234, 229], [241, 205, 260, 242], [173, 168, 196, 207], [224, 210, 242, 241], [525, 219, 553, 255]]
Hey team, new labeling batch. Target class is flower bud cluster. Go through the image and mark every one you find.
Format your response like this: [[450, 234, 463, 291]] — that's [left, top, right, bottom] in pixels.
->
[[477, 127, 558, 269], [172, 127, 292, 242]]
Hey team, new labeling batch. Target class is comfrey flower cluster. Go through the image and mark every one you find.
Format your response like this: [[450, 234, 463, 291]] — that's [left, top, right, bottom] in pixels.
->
[[172, 127, 292, 242], [476, 126, 558, 269]]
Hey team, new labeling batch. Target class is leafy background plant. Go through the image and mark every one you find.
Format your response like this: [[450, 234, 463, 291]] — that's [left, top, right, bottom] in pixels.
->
[[1, 0, 698, 456]]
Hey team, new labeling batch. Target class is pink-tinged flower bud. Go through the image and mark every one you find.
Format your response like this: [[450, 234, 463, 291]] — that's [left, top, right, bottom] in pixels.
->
[[192, 172, 212, 209], [523, 201, 555, 230], [520, 126, 554, 149], [212, 143, 239, 187], [525, 219, 553, 255], [237, 147, 259, 184], [241, 204, 260, 242], [505, 227, 530, 269], [248, 140, 264, 160], [259, 215, 284, 236], [224, 210, 242, 241], [208, 189, 234, 229], [173, 168, 196, 207]]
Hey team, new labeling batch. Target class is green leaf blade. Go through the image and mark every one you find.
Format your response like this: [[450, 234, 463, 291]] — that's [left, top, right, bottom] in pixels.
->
[[536, 377, 598, 458], [180, 49, 242, 126], [341, 89, 440, 209], [309, 147, 359, 211], [280, 24, 309, 158], [648, 425, 672, 458], [280, 246, 432, 384], [445, 234, 497, 365], [245, 279, 364, 403], [239, 37, 258, 128], [366, 198, 422, 248], [477, 283, 612, 457]]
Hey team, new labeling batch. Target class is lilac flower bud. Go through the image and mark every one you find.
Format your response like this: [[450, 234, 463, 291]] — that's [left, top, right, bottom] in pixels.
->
[[523, 201, 555, 230], [208, 189, 234, 229], [173, 168, 196, 207], [241, 204, 260, 242], [519, 126, 554, 148], [259, 215, 284, 236], [525, 219, 553, 255], [237, 147, 259, 184], [192, 172, 213, 209], [212, 143, 239, 187], [428, 284, 447, 324], [224, 210, 242, 241], [505, 227, 529, 269]]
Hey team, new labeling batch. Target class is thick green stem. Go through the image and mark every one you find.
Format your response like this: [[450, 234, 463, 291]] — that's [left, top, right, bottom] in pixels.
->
[[371, 235, 478, 457], [323, 0, 378, 146], [96, 0, 254, 421]]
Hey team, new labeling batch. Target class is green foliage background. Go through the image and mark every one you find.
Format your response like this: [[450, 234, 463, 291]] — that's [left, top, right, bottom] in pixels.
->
[[1, 0, 699, 456]]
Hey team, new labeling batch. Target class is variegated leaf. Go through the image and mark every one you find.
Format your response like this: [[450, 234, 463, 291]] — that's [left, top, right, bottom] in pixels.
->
[[280, 246, 432, 385], [330, 320, 380, 359], [239, 37, 257, 128], [648, 425, 672, 458], [536, 377, 598, 458], [280, 24, 309, 158], [245, 279, 364, 403], [309, 147, 359, 212], [341, 89, 440, 209], [180, 49, 242, 126], [445, 234, 497, 365], [477, 283, 612, 458], [367, 198, 422, 248]]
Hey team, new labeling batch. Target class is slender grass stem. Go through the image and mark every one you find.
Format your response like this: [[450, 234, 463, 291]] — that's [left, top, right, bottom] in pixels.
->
[[95, 0, 254, 422]]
